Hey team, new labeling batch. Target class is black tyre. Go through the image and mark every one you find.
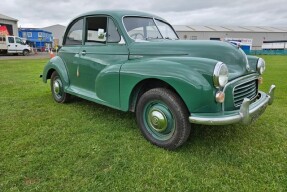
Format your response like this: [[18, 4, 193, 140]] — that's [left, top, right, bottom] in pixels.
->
[[23, 49, 29, 56], [136, 88, 191, 150], [50, 71, 70, 103]]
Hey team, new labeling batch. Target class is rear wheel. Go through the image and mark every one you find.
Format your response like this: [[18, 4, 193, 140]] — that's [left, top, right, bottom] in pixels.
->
[[136, 88, 191, 150], [50, 71, 70, 103]]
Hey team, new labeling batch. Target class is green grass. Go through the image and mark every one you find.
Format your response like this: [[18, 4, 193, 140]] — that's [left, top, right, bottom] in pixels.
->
[[0, 56, 286, 191]]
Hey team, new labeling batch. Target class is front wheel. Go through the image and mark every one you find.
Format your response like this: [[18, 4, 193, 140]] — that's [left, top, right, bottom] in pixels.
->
[[50, 71, 70, 103], [136, 88, 191, 150], [23, 50, 29, 56]]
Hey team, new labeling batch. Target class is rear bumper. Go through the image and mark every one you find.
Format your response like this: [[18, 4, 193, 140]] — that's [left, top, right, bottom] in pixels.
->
[[189, 85, 275, 125]]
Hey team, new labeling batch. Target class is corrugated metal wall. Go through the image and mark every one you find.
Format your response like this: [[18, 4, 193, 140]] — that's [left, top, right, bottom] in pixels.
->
[[176, 31, 287, 50]]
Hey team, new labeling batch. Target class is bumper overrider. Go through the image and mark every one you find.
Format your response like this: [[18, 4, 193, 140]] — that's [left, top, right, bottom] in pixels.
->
[[189, 85, 276, 125]]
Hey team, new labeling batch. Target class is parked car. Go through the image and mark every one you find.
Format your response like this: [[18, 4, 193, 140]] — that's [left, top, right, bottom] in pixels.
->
[[41, 10, 275, 150], [0, 35, 31, 55]]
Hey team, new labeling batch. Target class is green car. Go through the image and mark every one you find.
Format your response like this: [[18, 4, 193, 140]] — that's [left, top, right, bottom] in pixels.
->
[[42, 10, 275, 150]]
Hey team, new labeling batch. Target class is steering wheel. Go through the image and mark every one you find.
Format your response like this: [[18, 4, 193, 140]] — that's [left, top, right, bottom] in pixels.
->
[[130, 33, 145, 40]]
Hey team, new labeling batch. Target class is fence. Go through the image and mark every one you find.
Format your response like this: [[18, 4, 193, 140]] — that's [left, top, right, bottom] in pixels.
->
[[246, 50, 287, 55]]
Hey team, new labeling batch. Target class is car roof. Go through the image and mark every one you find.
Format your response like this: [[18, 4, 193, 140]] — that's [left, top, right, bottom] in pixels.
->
[[73, 9, 166, 21]]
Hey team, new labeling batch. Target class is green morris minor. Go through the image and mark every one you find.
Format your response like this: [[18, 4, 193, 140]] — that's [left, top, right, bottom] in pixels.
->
[[42, 10, 276, 150]]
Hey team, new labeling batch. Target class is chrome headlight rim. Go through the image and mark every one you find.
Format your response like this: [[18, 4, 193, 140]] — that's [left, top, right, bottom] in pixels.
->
[[213, 62, 229, 88], [257, 58, 266, 75]]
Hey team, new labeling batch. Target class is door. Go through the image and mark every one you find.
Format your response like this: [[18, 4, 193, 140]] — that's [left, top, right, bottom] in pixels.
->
[[15, 37, 25, 53], [78, 16, 129, 106], [7, 36, 16, 53], [59, 18, 84, 88]]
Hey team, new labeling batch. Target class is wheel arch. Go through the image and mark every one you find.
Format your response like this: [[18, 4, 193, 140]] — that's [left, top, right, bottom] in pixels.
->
[[128, 78, 187, 112], [46, 68, 56, 80], [120, 56, 219, 113], [42, 56, 69, 88]]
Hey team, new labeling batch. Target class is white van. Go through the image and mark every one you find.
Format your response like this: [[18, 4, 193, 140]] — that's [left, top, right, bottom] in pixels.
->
[[0, 35, 31, 56]]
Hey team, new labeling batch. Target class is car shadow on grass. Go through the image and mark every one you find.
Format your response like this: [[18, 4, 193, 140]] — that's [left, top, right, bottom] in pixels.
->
[[71, 96, 137, 127], [179, 123, 256, 152], [62, 96, 256, 152]]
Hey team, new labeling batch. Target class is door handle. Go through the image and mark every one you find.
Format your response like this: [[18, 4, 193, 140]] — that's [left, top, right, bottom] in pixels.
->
[[15, 45, 18, 47], [81, 50, 86, 56], [8, 45, 10, 47]]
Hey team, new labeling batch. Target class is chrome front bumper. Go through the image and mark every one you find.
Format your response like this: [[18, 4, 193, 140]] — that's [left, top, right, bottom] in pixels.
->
[[189, 85, 276, 125]]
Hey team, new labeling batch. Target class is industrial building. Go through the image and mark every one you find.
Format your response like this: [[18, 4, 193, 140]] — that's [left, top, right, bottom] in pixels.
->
[[42, 24, 66, 47], [40, 25, 287, 52], [18, 28, 53, 51], [173, 25, 287, 50], [2, 10, 286, 53], [0, 13, 18, 36], [39, 24, 287, 51]]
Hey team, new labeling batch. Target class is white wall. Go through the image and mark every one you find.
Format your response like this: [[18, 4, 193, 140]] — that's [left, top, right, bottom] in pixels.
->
[[176, 31, 287, 50]]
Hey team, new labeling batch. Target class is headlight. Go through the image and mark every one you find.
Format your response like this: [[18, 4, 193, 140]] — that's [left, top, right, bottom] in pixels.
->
[[257, 58, 266, 75], [213, 62, 229, 88]]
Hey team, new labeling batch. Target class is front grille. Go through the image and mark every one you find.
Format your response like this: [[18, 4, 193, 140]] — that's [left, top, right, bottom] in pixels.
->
[[233, 80, 258, 107]]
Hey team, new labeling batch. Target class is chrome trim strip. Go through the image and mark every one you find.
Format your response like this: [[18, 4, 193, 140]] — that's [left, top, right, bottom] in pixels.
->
[[233, 79, 258, 107], [222, 73, 258, 111], [222, 74, 258, 93], [189, 85, 276, 125]]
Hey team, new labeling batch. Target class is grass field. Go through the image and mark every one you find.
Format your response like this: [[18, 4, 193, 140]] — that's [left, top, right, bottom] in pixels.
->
[[0, 56, 286, 191]]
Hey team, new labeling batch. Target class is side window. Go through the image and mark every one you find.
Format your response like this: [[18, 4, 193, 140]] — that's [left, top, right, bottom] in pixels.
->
[[15, 37, 21, 44], [8, 37, 14, 43], [85, 17, 107, 44], [15, 37, 25, 45], [107, 18, 120, 43], [65, 19, 83, 45]]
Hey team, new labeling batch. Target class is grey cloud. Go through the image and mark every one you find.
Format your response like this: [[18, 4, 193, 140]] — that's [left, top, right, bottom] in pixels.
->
[[0, 0, 286, 27]]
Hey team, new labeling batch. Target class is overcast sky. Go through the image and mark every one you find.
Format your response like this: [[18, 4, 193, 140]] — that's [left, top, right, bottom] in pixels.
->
[[1, 0, 287, 28]]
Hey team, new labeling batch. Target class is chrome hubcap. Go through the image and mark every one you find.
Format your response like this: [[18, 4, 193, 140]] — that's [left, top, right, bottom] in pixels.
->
[[148, 110, 168, 132], [53, 81, 60, 95], [144, 101, 175, 141]]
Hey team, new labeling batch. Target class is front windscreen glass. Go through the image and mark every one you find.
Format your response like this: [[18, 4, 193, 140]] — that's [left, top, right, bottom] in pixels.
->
[[123, 16, 178, 41]]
